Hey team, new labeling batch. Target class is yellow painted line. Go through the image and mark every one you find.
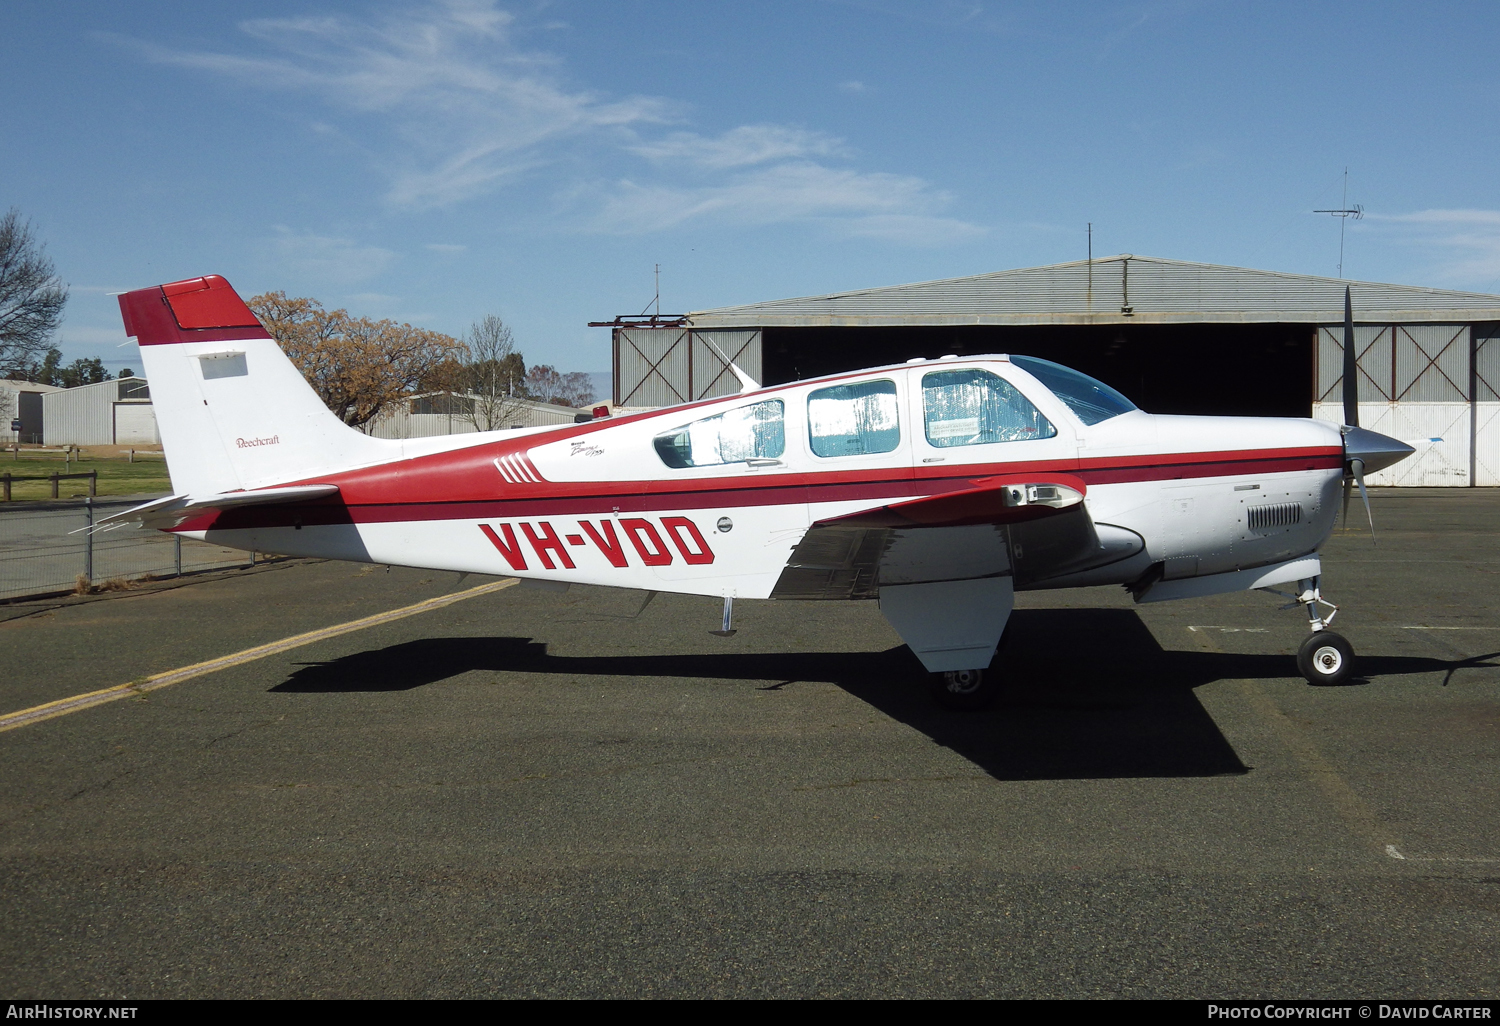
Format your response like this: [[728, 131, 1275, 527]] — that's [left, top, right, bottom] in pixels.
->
[[0, 578, 518, 733]]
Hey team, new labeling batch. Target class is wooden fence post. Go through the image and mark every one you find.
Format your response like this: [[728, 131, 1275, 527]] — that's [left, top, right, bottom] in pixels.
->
[[49, 472, 59, 499]]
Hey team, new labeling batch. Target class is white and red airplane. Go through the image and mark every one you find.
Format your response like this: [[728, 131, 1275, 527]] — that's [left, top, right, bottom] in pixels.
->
[[105, 275, 1414, 708]]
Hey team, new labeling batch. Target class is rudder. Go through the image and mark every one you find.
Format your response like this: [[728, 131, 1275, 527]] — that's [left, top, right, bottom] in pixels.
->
[[119, 275, 395, 494]]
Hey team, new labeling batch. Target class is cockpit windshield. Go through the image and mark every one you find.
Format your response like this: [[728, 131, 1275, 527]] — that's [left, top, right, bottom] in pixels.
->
[[1011, 356, 1138, 426]]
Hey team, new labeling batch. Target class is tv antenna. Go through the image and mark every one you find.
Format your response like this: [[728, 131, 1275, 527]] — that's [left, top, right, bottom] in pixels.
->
[[639, 263, 660, 317], [1314, 168, 1363, 278]]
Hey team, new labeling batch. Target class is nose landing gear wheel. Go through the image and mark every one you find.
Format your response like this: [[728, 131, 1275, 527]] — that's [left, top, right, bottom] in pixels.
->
[[928, 667, 997, 711], [1297, 631, 1354, 686]]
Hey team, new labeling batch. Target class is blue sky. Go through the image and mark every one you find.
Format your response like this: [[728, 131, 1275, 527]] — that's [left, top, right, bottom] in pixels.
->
[[3, 0, 1498, 377]]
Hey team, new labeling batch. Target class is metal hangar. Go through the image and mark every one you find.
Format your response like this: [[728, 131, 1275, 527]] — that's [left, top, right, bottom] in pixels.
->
[[598, 255, 1500, 486]]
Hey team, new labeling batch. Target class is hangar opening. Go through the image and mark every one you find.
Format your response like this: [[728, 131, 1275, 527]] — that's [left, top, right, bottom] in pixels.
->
[[599, 255, 1500, 486], [761, 323, 1312, 419]]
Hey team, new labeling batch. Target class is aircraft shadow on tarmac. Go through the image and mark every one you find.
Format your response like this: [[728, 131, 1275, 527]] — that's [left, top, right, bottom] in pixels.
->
[[272, 608, 1495, 782]]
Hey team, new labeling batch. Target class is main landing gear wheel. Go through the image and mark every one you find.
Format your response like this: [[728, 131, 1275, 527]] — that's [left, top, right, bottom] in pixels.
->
[[928, 667, 998, 711], [1297, 631, 1355, 686]]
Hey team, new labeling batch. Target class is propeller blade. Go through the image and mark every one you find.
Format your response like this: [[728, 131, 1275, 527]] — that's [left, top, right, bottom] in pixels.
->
[[1341, 474, 1352, 530], [1342, 286, 1358, 428], [1352, 457, 1375, 543]]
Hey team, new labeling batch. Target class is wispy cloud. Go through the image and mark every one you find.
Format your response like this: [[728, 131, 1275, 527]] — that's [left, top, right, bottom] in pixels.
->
[[123, 0, 673, 209], [1371, 209, 1500, 288], [593, 163, 983, 245], [266, 227, 396, 285], [120, 0, 983, 243], [837, 80, 868, 94], [628, 125, 847, 170]]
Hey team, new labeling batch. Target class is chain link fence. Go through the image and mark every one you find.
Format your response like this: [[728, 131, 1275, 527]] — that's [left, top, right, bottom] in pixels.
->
[[0, 497, 252, 601]]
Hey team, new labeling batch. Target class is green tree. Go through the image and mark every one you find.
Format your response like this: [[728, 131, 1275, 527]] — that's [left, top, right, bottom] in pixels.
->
[[56, 357, 110, 388]]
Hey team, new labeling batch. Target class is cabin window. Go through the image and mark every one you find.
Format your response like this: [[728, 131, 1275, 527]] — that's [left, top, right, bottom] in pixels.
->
[[808, 379, 900, 457], [654, 399, 786, 469], [921, 368, 1056, 447]]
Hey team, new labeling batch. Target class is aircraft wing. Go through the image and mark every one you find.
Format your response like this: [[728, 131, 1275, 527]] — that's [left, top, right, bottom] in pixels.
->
[[771, 474, 1140, 599], [88, 485, 341, 533]]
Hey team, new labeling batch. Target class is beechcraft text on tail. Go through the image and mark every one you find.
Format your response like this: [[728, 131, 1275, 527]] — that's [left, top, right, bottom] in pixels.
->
[[104, 275, 1415, 709]]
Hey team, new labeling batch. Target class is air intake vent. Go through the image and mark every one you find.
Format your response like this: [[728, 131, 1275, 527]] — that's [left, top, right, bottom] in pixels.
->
[[1248, 502, 1301, 530]]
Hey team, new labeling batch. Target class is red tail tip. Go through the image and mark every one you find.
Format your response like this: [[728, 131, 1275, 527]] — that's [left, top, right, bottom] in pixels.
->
[[119, 275, 271, 346]]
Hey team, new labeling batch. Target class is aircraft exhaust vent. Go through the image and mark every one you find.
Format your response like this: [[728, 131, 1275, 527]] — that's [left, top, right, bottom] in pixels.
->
[[1247, 502, 1302, 530]]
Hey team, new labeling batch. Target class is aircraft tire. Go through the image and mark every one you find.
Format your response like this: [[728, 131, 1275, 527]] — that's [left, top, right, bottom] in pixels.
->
[[1297, 631, 1354, 686], [928, 667, 997, 711]]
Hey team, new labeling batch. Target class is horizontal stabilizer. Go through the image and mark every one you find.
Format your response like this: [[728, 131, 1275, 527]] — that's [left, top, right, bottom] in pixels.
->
[[86, 484, 341, 533], [816, 474, 1086, 529]]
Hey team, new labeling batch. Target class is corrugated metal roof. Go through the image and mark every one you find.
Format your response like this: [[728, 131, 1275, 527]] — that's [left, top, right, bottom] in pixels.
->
[[685, 255, 1500, 328]]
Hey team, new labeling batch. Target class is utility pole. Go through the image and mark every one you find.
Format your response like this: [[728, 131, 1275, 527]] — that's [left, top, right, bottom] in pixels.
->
[[1315, 169, 1363, 279]]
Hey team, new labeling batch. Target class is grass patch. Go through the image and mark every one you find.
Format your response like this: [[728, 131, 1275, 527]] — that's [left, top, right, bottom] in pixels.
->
[[1, 453, 172, 500]]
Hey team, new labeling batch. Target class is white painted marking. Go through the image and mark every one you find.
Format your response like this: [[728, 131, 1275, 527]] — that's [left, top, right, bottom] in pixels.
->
[[1394, 626, 1500, 631], [1187, 626, 1272, 633]]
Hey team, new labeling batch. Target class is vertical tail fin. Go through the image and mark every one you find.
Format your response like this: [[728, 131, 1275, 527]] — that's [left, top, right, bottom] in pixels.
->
[[119, 275, 394, 495]]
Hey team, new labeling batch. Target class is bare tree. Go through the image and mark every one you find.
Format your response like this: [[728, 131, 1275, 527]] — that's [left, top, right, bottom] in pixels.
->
[[526, 364, 597, 408], [0, 209, 68, 368], [461, 314, 529, 431]]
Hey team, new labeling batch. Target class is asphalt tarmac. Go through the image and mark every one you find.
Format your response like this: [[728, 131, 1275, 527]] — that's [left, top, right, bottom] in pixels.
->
[[1, 489, 1497, 998]]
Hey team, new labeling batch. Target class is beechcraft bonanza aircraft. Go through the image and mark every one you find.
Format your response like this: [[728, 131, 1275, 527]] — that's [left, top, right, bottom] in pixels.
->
[[103, 275, 1415, 709]]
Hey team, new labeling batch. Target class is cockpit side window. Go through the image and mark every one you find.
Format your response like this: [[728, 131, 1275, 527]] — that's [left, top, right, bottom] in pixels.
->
[[1010, 356, 1137, 425], [654, 399, 786, 469], [921, 368, 1056, 447], [808, 379, 901, 457]]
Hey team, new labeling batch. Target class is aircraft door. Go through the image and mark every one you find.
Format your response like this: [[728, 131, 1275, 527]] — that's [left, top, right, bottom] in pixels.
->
[[644, 393, 810, 592], [907, 361, 1080, 476]]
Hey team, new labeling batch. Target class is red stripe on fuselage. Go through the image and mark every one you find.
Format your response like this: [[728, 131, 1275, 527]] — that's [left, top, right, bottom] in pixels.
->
[[182, 445, 1342, 532]]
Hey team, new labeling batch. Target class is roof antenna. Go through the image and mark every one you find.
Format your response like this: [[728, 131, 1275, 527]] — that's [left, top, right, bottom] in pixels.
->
[[1086, 222, 1093, 312], [1315, 168, 1363, 279], [639, 263, 661, 317]]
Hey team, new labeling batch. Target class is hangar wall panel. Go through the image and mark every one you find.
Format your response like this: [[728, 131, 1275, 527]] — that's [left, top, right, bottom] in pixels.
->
[[112, 403, 159, 444], [366, 398, 581, 439], [1315, 325, 1470, 404], [1314, 402, 1471, 486], [615, 328, 761, 407], [1475, 404, 1500, 487], [691, 330, 762, 401], [42, 380, 116, 445], [1475, 327, 1500, 485], [617, 328, 690, 407]]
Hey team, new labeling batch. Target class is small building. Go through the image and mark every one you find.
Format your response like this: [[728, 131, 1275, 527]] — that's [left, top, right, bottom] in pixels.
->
[[364, 392, 587, 439], [600, 255, 1500, 486], [1, 379, 65, 444], [41, 376, 157, 446]]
